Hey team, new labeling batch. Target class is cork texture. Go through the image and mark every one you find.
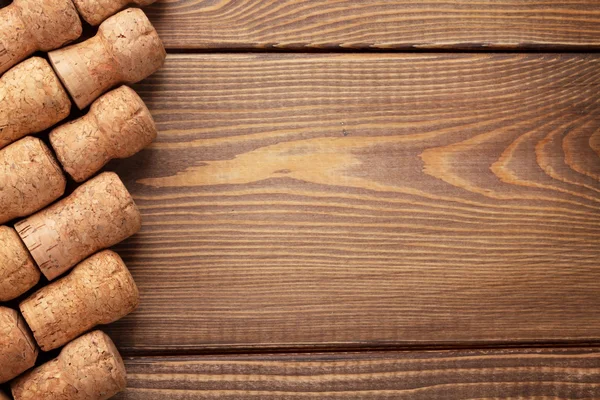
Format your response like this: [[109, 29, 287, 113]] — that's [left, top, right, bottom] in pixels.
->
[[74, 0, 156, 26], [0, 0, 82, 75], [0, 226, 40, 302], [0, 136, 67, 225], [51, 85, 157, 182], [48, 8, 166, 109], [11, 331, 127, 400], [15, 172, 142, 281], [21, 250, 139, 351], [0, 307, 38, 384], [0, 57, 72, 150]]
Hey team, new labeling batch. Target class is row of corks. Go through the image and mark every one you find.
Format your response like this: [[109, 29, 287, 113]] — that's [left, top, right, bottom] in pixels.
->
[[1, 0, 165, 398]]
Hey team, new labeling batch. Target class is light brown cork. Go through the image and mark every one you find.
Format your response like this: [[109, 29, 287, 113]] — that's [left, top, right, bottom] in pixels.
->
[[50, 85, 157, 182], [0, 226, 40, 302], [0, 307, 38, 384], [74, 0, 157, 26], [11, 331, 127, 400], [0, 0, 82, 75], [0, 136, 67, 225], [15, 172, 142, 281], [0, 57, 72, 150], [20, 250, 139, 351], [48, 8, 166, 109]]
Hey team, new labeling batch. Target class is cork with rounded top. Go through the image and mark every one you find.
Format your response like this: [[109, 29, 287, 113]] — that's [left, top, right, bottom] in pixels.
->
[[0, 226, 40, 302], [20, 250, 139, 351], [0, 0, 82, 75], [0, 57, 72, 149], [50, 85, 157, 182], [48, 8, 166, 109], [0, 136, 67, 225], [15, 172, 141, 281], [0, 307, 38, 384], [11, 330, 127, 400], [74, 0, 157, 26]]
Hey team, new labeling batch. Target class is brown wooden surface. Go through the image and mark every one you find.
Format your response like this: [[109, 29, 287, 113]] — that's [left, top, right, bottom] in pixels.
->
[[103, 53, 600, 353], [115, 348, 600, 399], [146, 0, 600, 50]]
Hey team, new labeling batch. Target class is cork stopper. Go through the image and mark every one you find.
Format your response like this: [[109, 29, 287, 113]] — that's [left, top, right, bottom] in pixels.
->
[[0, 307, 38, 384], [50, 85, 157, 182], [15, 172, 142, 281], [48, 8, 166, 109], [0, 57, 72, 149], [0, 136, 67, 225], [0, 226, 40, 302], [11, 331, 127, 400], [73, 0, 157, 26], [0, 0, 82, 75], [20, 250, 139, 351]]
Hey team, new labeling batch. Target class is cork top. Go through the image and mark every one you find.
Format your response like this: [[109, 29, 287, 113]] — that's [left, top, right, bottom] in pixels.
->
[[0, 307, 38, 384], [18, 0, 82, 51], [0, 226, 40, 302], [73, 0, 157, 26]]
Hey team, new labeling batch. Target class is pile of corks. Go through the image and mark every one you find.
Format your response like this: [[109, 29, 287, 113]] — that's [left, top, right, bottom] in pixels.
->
[[0, 0, 165, 398]]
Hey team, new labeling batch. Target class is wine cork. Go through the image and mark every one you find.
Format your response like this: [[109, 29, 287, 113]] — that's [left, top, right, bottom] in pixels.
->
[[73, 0, 157, 26], [48, 8, 166, 109], [21, 250, 139, 351], [0, 307, 38, 384], [0, 136, 67, 225], [11, 331, 127, 400], [0, 57, 72, 150], [0, 226, 40, 302], [50, 85, 157, 182], [0, 0, 81, 75], [15, 172, 142, 281]]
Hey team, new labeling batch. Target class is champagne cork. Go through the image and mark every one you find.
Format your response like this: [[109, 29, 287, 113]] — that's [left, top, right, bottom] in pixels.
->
[[15, 172, 142, 281], [48, 8, 166, 109], [0, 0, 82, 75], [73, 0, 157, 26], [11, 331, 127, 400], [0, 226, 40, 302], [0, 57, 72, 150], [0, 136, 67, 225], [50, 85, 157, 182], [21, 250, 139, 351], [0, 307, 38, 384]]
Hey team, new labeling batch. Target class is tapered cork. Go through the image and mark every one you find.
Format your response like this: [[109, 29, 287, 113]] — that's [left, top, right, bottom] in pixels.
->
[[0, 0, 82, 75], [0, 307, 38, 384], [15, 172, 141, 281], [0, 226, 40, 302], [0, 57, 72, 149], [50, 86, 157, 182], [74, 0, 157, 26], [11, 331, 127, 400], [0, 137, 67, 225], [21, 250, 139, 351], [48, 8, 166, 109]]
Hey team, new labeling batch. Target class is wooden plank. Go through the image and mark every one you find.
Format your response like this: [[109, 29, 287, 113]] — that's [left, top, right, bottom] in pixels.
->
[[105, 54, 600, 352], [116, 348, 600, 399], [146, 0, 600, 50]]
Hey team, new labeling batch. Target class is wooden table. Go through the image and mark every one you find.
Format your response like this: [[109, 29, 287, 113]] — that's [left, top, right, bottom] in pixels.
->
[[104, 1, 600, 397]]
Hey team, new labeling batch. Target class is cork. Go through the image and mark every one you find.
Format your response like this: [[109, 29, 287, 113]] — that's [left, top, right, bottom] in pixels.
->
[[50, 86, 157, 182], [0, 307, 38, 384], [73, 0, 157, 26], [11, 331, 127, 400], [0, 136, 67, 225], [0, 0, 82, 75], [15, 172, 141, 281], [20, 250, 139, 351], [0, 57, 72, 150], [0, 226, 40, 302], [48, 8, 166, 109]]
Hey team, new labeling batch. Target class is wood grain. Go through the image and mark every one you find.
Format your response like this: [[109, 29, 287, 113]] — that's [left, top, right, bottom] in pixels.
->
[[105, 54, 600, 352], [146, 0, 600, 50], [116, 348, 600, 399]]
